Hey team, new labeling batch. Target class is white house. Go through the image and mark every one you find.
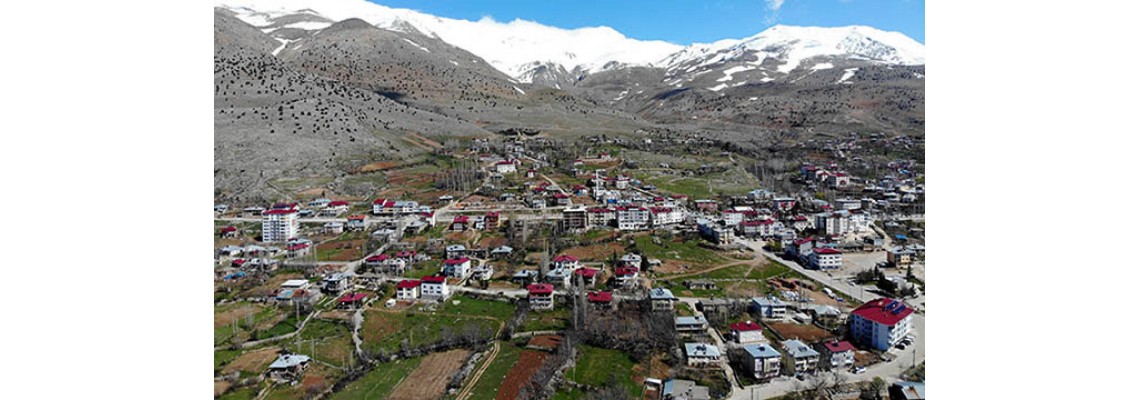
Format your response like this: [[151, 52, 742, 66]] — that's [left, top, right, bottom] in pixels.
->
[[742, 343, 783, 380], [751, 297, 787, 319], [261, 208, 299, 242], [809, 248, 843, 270], [615, 266, 639, 287], [552, 254, 580, 270], [494, 160, 518, 174], [396, 279, 421, 300], [684, 343, 721, 366], [419, 276, 450, 300], [649, 207, 684, 227], [443, 257, 472, 279], [675, 316, 709, 333], [818, 340, 856, 370], [850, 298, 914, 351], [730, 321, 766, 344], [527, 283, 555, 310]]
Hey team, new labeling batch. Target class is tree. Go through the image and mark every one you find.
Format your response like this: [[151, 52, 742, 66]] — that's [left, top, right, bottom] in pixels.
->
[[864, 377, 886, 400]]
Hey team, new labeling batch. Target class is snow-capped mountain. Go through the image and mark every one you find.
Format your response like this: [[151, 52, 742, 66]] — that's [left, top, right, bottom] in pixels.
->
[[216, 0, 924, 84]]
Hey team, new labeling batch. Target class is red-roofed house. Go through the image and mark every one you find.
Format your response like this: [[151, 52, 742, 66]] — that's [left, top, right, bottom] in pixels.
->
[[615, 266, 639, 287], [850, 298, 915, 350], [322, 200, 349, 216], [371, 198, 389, 215], [494, 159, 518, 174], [443, 258, 472, 279], [817, 340, 856, 369], [285, 242, 310, 258], [220, 225, 238, 238], [730, 321, 765, 344], [574, 268, 598, 287], [552, 254, 580, 270], [527, 283, 555, 310], [553, 192, 571, 205], [396, 280, 421, 300], [485, 212, 501, 229], [451, 215, 470, 231], [739, 219, 780, 238], [586, 291, 614, 310], [809, 248, 843, 270], [420, 276, 450, 300], [337, 293, 368, 309]]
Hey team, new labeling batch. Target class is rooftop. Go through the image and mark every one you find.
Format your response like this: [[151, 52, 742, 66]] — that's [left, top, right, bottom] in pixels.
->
[[743, 343, 781, 359], [684, 343, 721, 358], [852, 298, 915, 326]]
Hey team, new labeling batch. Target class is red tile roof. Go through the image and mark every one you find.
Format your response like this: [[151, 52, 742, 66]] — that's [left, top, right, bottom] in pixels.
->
[[372, 198, 387, 204], [221, 226, 237, 232], [616, 266, 639, 276], [815, 248, 842, 255], [347, 215, 366, 220], [527, 283, 554, 295], [421, 276, 447, 284], [263, 209, 297, 215], [328, 201, 349, 207], [553, 255, 579, 263], [574, 268, 598, 277], [396, 280, 422, 289], [852, 298, 914, 326], [445, 257, 471, 265], [286, 243, 310, 251], [823, 340, 855, 353], [365, 255, 389, 263], [453, 215, 470, 223], [587, 291, 613, 302], [730, 321, 763, 332], [338, 293, 368, 303]]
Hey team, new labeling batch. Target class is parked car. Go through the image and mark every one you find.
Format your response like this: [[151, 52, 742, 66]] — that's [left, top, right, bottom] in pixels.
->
[[852, 366, 867, 374]]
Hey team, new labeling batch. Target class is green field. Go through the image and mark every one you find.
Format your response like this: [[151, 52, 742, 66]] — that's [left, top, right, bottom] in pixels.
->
[[404, 260, 441, 279], [284, 318, 355, 368], [634, 236, 723, 265], [438, 296, 517, 321], [466, 342, 522, 400], [361, 311, 499, 354], [218, 386, 257, 400], [330, 356, 424, 400], [214, 302, 289, 346], [565, 346, 640, 397], [521, 309, 570, 332]]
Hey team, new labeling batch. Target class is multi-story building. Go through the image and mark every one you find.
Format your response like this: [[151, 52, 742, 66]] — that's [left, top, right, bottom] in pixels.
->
[[817, 340, 856, 370], [781, 339, 820, 375], [650, 288, 677, 311], [850, 298, 914, 351], [742, 343, 783, 379], [443, 257, 472, 279], [649, 207, 684, 227], [420, 276, 450, 300], [262, 208, 299, 242], [484, 212, 501, 229], [587, 207, 616, 228], [751, 297, 788, 319], [684, 343, 721, 366], [809, 248, 843, 270], [730, 321, 766, 344], [396, 279, 421, 300], [675, 316, 708, 333], [527, 283, 555, 310], [616, 206, 650, 231], [562, 206, 588, 230]]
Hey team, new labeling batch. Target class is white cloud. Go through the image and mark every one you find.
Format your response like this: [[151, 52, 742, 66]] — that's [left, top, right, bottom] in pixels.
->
[[764, 0, 786, 25], [767, 0, 786, 12]]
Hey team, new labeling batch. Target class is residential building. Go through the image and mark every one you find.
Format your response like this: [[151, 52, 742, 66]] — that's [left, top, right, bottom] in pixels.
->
[[694, 199, 718, 212], [527, 283, 555, 310], [675, 316, 708, 333], [472, 264, 494, 281], [850, 298, 915, 351], [742, 343, 783, 380], [320, 272, 352, 294], [267, 354, 311, 381], [322, 200, 349, 216], [337, 293, 367, 309], [451, 215, 470, 231], [553, 192, 572, 206], [809, 248, 843, 270], [574, 268, 598, 287], [616, 206, 650, 231], [772, 197, 797, 211], [697, 218, 735, 245], [730, 321, 766, 344], [220, 225, 238, 238], [395, 280, 421, 300], [683, 343, 722, 366], [650, 288, 677, 311], [661, 379, 710, 400], [587, 207, 616, 228], [285, 241, 311, 258], [494, 159, 518, 174], [443, 258, 472, 279], [586, 291, 614, 310], [261, 208, 299, 242], [619, 253, 643, 269], [615, 266, 639, 287], [446, 244, 467, 259], [420, 276, 450, 300], [781, 339, 820, 375], [751, 297, 788, 319], [649, 207, 684, 227], [484, 212, 501, 229], [562, 206, 588, 230], [817, 340, 856, 370], [888, 247, 916, 266], [552, 254, 580, 270], [546, 267, 573, 287], [685, 280, 717, 291], [491, 245, 514, 258]]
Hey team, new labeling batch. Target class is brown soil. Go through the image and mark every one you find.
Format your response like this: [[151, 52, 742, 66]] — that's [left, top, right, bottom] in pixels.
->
[[768, 322, 836, 343], [214, 304, 262, 329], [389, 349, 471, 400], [561, 242, 626, 262], [496, 350, 548, 400], [358, 161, 401, 173], [222, 348, 278, 375], [527, 335, 563, 350], [317, 239, 366, 262]]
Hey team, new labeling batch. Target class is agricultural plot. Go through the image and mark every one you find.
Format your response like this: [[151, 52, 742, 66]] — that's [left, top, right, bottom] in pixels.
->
[[388, 349, 470, 400], [564, 346, 640, 397], [360, 310, 498, 355], [330, 356, 423, 400], [284, 318, 355, 368], [466, 342, 522, 400], [214, 302, 288, 346], [495, 350, 548, 400]]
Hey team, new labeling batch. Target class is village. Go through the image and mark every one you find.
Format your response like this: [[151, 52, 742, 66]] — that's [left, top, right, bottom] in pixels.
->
[[213, 133, 925, 400]]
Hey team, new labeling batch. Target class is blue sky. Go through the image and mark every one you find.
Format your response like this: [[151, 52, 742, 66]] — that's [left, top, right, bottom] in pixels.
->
[[370, 0, 925, 44]]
